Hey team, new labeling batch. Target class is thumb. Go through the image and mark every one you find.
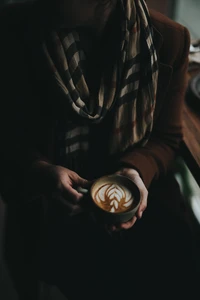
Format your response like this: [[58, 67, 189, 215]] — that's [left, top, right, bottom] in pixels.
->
[[76, 175, 91, 188], [75, 176, 91, 198]]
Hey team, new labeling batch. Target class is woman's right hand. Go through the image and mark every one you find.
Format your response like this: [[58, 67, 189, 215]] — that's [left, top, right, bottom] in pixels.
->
[[24, 161, 91, 216]]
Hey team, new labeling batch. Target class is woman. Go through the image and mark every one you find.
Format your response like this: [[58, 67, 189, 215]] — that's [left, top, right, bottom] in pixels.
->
[[0, 0, 198, 299]]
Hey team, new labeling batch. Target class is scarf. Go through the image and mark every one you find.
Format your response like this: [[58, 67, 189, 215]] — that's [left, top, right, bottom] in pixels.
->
[[42, 0, 159, 165]]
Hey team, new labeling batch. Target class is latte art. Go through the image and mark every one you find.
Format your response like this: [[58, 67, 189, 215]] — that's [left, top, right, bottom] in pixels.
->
[[94, 183, 134, 213]]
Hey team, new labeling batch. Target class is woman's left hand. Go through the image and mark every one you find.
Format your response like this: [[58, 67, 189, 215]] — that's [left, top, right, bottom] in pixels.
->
[[108, 168, 148, 231]]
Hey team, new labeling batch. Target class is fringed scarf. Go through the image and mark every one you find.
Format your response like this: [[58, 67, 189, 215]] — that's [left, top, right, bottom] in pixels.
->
[[41, 0, 159, 170]]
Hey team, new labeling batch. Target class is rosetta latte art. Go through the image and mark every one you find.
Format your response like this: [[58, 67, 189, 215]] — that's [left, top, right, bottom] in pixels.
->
[[94, 183, 134, 213]]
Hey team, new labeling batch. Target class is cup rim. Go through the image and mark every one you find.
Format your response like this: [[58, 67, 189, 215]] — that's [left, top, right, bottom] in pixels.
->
[[90, 174, 141, 216]]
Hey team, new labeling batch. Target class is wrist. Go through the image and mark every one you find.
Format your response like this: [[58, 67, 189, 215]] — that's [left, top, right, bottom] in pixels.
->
[[118, 168, 140, 177]]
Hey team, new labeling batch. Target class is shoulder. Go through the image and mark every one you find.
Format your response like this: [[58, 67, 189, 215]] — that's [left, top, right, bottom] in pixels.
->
[[149, 9, 191, 66], [150, 9, 186, 33]]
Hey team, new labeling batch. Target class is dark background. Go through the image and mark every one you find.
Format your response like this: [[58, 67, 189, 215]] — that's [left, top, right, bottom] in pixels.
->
[[0, 0, 174, 16], [0, 1, 199, 300]]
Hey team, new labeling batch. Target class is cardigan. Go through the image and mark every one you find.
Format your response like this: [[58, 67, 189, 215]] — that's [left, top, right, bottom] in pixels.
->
[[0, 2, 190, 203]]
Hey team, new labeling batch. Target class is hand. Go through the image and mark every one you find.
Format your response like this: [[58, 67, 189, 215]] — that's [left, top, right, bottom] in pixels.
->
[[108, 168, 148, 231], [24, 161, 91, 216]]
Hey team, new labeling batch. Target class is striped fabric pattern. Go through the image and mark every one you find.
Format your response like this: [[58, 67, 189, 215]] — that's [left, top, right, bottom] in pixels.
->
[[43, 0, 159, 158]]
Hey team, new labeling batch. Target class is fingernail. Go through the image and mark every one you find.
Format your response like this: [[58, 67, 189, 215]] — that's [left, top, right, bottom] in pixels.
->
[[139, 211, 143, 218]]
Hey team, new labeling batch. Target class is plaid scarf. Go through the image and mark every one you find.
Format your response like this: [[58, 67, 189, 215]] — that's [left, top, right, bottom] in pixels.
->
[[42, 0, 158, 162]]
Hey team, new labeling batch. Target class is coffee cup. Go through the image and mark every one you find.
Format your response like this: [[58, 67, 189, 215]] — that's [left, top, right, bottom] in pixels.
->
[[87, 174, 140, 224]]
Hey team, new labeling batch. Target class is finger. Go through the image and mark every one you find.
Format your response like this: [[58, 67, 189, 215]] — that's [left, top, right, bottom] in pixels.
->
[[63, 185, 84, 203], [120, 216, 137, 229], [74, 175, 91, 188], [137, 189, 148, 219], [137, 205, 145, 219], [114, 169, 148, 223], [122, 172, 148, 219]]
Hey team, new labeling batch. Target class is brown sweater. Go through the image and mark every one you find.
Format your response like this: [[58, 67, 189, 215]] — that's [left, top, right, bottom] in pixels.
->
[[0, 2, 190, 202]]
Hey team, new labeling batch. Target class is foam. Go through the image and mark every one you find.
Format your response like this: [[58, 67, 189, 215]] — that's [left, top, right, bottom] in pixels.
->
[[94, 183, 134, 213]]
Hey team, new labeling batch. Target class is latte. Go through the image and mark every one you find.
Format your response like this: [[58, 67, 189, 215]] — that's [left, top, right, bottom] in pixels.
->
[[93, 182, 134, 213]]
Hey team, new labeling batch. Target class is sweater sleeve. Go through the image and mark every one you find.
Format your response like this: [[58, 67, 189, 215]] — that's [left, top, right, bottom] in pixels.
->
[[118, 26, 191, 189]]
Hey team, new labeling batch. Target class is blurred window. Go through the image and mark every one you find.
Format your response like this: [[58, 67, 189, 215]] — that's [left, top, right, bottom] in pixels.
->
[[174, 0, 200, 39]]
